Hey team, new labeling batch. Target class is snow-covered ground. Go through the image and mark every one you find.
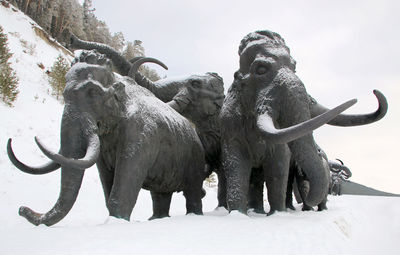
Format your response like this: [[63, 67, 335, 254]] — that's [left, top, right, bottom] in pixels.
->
[[0, 3, 399, 255]]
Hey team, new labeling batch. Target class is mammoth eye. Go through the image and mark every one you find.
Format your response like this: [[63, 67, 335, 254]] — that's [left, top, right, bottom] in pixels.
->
[[234, 71, 241, 80], [87, 86, 103, 98], [256, 65, 269, 75], [88, 88, 99, 98], [191, 80, 201, 88]]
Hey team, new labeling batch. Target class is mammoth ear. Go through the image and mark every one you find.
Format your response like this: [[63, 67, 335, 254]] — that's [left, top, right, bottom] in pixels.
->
[[103, 59, 114, 71], [112, 81, 127, 101], [86, 81, 106, 98], [190, 79, 202, 88]]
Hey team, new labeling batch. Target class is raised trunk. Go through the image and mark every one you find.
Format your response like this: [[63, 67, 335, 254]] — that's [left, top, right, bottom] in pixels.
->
[[70, 34, 132, 75], [69, 34, 165, 96], [310, 90, 387, 126]]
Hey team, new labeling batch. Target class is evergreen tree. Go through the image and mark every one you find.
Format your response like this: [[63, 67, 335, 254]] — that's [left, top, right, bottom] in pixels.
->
[[122, 41, 136, 60], [48, 54, 69, 101], [10, 0, 160, 84], [0, 26, 19, 106], [110, 31, 125, 52], [204, 172, 217, 188], [82, 0, 96, 41]]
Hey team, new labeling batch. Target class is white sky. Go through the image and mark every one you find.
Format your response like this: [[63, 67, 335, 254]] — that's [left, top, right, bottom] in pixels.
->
[[92, 0, 400, 193]]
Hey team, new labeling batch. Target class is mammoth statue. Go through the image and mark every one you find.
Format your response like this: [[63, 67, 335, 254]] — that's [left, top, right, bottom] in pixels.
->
[[246, 144, 329, 213], [7, 51, 206, 226], [69, 35, 228, 208], [285, 148, 352, 211], [220, 30, 387, 215]]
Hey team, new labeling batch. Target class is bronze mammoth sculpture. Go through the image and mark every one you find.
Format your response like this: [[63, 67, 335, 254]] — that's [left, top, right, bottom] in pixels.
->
[[220, 30, 388, 215], [7, 52, 206, 226], [69, 35, 228, 208]]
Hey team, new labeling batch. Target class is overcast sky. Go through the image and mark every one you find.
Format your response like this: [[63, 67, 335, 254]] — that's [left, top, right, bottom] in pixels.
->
[[92, 0, 400, 193]]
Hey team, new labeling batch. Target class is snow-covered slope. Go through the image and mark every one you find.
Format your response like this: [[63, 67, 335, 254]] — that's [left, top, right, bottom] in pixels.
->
[[0, 3, 399, 255]]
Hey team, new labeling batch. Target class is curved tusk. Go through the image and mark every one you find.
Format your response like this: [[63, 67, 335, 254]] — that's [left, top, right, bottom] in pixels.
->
[[7, 138, 61, 175], [128, 57, 168, 80], [257, 99, 357, 144], [310, 90, 388, 126], [129, 56, 145, 64], [34, 134, 100, 170], [329, 160, 352, 177]]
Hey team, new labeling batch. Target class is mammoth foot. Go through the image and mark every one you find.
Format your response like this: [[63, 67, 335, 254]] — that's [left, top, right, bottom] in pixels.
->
[[267, 208, 287, 216], [286, 203, 296, 211], [301, 204, 314, 211], [148, 214, 170, 221], [317, 204, 328, 211], [201, 188, 206, 199], [248, 208, 266, 214], [19, 206, 44, 226]]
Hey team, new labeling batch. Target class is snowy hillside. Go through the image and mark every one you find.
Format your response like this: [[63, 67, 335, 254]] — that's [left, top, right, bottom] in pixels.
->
[[0, 3, 399, 255]]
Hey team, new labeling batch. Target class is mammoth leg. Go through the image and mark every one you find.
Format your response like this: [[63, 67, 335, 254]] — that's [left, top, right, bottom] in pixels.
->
[[183, 156, 205, 215], [107, 157, 148, 221], [263, 144, 290, 216], [296, 177, 313, 211], [149, 191, 173, 220], [223, 139, 252, 214], [248, 167, 265, 214], [216, 167, 227, 208], [183, 184, 203, 215], [286, 161, 296, 210], [96, 155, 114, 203], [317, 197, 328, 211], [183, 179, 204, 215]]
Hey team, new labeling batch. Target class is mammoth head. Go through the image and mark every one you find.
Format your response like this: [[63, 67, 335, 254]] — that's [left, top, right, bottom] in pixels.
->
[[72, 49, 113, 67], [173, 72, 225, 117], [188, 72, 225, 115], [234, 30, 299, 106], [65, 54, 127, 122], [238, 30, 296, 75], [230, 30, 356, 145], [6, 51, 129, 226]]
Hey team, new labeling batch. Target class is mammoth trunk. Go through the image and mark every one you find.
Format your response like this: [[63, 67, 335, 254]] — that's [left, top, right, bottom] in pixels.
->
[[288, 136, 330, 207], [69, 34, 161, 95], [19, 167, 84, 226], [70, 34, 131, 75], [19, 115, 97, 226]]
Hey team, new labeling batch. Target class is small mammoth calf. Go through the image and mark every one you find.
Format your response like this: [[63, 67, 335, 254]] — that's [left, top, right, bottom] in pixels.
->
[[7, 52, 206, 226]]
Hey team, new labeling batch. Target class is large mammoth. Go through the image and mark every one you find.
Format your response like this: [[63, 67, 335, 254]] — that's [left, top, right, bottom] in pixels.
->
[[69, 35, 228, 207], [220, 30, 362, 215], [223, 30, 387, 215], [7, 52, 206, 226]]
